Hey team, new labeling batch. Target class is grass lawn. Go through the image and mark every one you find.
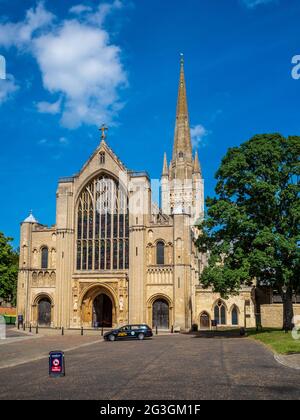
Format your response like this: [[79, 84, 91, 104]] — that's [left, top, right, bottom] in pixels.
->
[[246, 328, 300, 355]]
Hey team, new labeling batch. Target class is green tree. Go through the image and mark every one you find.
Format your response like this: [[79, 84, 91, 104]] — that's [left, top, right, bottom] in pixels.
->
[[0, 232, 19, 306], [196, 134, 300, 331]]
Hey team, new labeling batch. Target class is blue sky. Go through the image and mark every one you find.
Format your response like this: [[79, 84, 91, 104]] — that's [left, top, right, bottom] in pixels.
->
[[0, 0, 300, 247]]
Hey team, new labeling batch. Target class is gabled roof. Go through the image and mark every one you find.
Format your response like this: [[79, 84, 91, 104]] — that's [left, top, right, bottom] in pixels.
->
[[78, 138, 128, 177]]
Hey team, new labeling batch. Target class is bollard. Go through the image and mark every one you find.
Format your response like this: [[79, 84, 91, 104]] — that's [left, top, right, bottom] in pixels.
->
[[23, 323, 26, 331], [36, 325, 38, 334], [29, 324, 32, 333], [156, 325, 158, 335], [62, 327, 64, 336], [17, 322, 20, 330], [81, 326, 83, 336], [171, 325, 174, 334], [101, 326, 104, 336]]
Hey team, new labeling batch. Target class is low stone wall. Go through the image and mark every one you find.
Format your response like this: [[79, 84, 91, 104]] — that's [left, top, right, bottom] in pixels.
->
[[260, 304, 300, 328]]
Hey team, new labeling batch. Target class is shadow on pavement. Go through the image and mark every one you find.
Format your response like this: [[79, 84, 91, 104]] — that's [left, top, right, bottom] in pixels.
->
[[186, 330, 246, 339]]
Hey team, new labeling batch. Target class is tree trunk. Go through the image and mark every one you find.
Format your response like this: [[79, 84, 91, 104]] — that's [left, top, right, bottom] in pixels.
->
[[281, 288, 294, 331]]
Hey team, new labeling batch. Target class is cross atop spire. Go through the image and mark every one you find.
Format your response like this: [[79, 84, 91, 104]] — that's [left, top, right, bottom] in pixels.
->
[[99, 124, 108, 142], [172, 54, 192, 163]]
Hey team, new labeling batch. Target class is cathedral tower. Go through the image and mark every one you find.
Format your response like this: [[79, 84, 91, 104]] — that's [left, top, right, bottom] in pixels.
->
[[161, 55, 204, 223]]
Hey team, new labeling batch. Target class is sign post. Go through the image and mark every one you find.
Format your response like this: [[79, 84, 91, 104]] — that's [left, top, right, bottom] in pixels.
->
[[49, 351, 65, 377], [211, 320, 218, 331]]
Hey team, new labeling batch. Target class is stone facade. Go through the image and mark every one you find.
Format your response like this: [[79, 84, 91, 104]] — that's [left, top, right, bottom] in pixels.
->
[[17, 58, 256, 331], [260, 304, 300, 328]]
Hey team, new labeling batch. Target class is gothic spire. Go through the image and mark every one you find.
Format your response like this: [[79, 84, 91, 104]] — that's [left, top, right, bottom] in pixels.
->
[[162, 152, 169, 176], [172, 54, 192, 162], [193, 150, 201, 174]]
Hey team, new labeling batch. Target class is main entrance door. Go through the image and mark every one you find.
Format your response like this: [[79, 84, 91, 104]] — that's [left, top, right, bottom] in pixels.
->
[[152, 299, 169, 329], [92, 294, 113, 328], [38, 298, 51, 326]]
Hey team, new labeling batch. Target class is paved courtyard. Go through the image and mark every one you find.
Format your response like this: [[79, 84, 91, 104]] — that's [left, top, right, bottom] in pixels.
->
[[0, 332, 299, 400]]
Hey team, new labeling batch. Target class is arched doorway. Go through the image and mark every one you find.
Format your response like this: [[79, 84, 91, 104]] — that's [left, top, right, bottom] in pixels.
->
[[81, 286, 117, 328], [92, 294, 113, 328], [38, 297, 51, 326], [200, 312, 210, 329], [152, 299, 169, 329]]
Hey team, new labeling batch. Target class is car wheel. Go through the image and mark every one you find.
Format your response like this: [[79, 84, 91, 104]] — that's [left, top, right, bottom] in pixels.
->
[[138, 333, 144, 341], [108, 334, 116, 342]]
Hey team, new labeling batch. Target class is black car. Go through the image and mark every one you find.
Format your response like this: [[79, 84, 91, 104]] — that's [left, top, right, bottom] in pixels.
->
[[104, 324, 153, 341]]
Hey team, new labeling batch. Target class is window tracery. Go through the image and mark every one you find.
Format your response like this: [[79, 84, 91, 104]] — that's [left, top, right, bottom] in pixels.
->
[[76, 174, 129, 270]]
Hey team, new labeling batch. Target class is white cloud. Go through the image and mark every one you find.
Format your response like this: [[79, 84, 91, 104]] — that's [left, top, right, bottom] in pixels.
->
[[69, 1, 123, 25], [88, 0, 123, 26], [38, 136, 69, 147], [69, 4, 93, 15], [0, 1, 54, 48], [59, 136, 68, 145], [241, 0, 278, 8], [33, 19, 127, 128], [0, 74, 19, 104], [36, 98, 61, 114], [0, 1, 127, 128], [190, 124, 209, 149]]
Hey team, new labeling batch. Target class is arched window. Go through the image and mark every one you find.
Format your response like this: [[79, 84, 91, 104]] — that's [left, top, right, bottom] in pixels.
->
[[231, 306, 238, 326], [99, 152, 105, 164], [41, 247, 48, 269], [76, 174, 129, 271], [214, 300, 226, 325], [156, 241, 165, 265]]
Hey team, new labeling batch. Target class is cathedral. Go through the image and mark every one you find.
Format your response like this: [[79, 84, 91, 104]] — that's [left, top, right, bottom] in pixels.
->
[[17, 58, 256, 331]]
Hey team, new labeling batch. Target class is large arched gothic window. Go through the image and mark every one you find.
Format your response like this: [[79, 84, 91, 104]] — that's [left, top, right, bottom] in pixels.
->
[[76, 174, 129, 271], [214, 300, 226, 325]]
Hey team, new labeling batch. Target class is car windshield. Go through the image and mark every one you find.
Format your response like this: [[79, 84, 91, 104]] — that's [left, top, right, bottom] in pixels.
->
[[120, 326, 130, 331]]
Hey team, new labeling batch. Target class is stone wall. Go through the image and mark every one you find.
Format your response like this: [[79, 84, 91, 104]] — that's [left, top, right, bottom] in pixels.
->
[[260, 304, 300, 328]]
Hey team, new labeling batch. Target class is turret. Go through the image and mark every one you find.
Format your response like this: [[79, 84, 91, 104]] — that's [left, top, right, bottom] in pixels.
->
[[161, 153, 170, 214]]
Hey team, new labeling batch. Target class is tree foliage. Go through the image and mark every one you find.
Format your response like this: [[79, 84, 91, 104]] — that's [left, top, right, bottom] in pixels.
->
[[0, 232, 19, 306], [196, 134, 300, 329]]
